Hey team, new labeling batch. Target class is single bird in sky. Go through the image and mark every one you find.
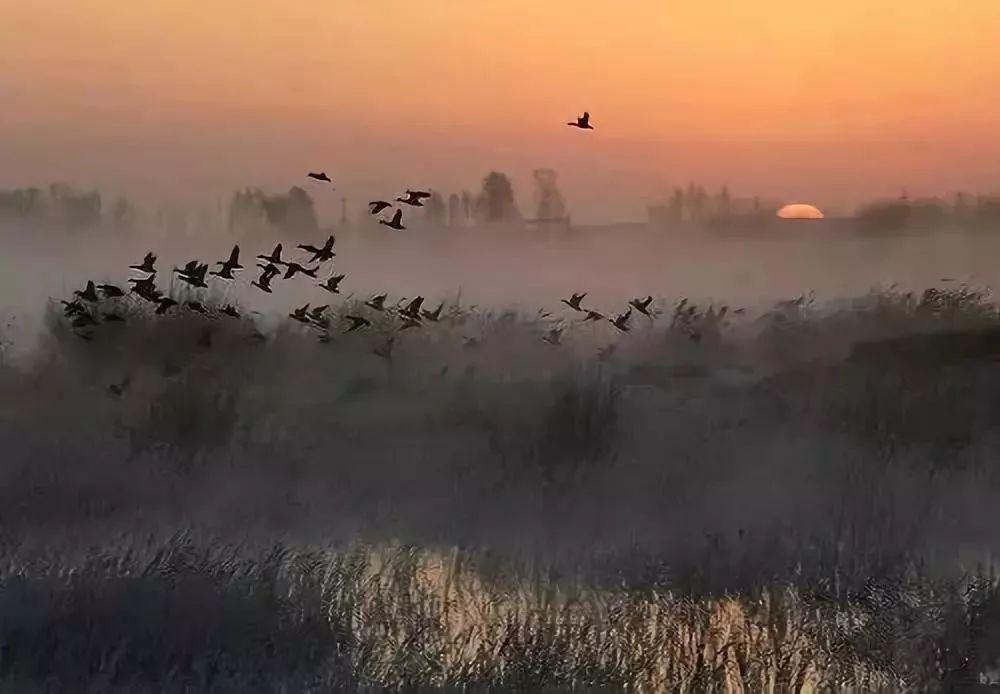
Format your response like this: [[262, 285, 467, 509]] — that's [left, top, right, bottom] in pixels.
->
[[252, 264, 280, 293], [400, 296, 424, 321], [283, 262, 318, 280], [257, 243, 288, 266], [319, 273, 346, 294], [307, 171, 332, 183], [368, 200, 393, 215], [421, 303, 444, 322], [97, 283, 125, 298], [561, 292, 587, 312], [155, 297, 178, 314], [289, 304, 312, 324], [130, 252, 157, 274], [567, 111, 594, 129], [178, 264, 209, 289], [74, 281, 99, 303], [365, 293, 388, 312], [297, 235, 335, 263], [610, 309, 632, 332], [380, 209, 406, 231], [344, 315, 371, 333], [396, 190, 431, 207], [129, 276, 161, 302], [629, 296, 653, 316], [211, 245, 243, 279]]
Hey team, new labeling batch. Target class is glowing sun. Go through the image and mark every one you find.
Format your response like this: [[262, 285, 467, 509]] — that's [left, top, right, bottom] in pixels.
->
[[777, 203, 825, 220]]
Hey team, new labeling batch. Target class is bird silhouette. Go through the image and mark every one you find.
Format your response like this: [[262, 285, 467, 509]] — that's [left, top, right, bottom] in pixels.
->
[[155, 297, 178, 314], [542, 327, 563, 345], [297, 235, 335, 263], [610, 309, 632, 332], [257, 244, 288, 266], [186, 301, 208, 314], [421, 303, 444, 322], [373, 336, 395, 361], [368, 200, 392, 215], [365, 293, 388, 311], [344, 315, 371, 332], [221, 304, 240, 318], [97, 283, 125, 298], [289, 304, 312, 324], [211, 245, 243, 279], [252, 265, 280, 293], [567, 111, 594, 129], [129, 276, 161, 302], [130, 252, 157, 273], [61, 299, 86, 317], [175, 260, 201, 276], [379, 209, 406, 230], [178, 264, 209, 289], [307, 172, 332, 183], [308, 305, 328, 321], [561, 292, 587, 311], [629, 296, 653, 316], [319, 273, 346, 294], [211, 265, 237, 280], [396, 191, 431, 207], [400, 296, 424, 320], [74, 281, 99, 303], [283, 262, 319, 280]]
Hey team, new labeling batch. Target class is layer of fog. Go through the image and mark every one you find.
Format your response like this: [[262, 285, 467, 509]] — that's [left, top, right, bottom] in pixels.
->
[[3, 216, 999, 357]]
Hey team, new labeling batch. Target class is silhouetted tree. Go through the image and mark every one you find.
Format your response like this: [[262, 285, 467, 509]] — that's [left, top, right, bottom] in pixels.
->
[[228, 186, 317, 237], [424, 192, 446, 226], [447, 193, 462, 227], [47, 183, 102, 228], [281, 186, 318, 235], [717, 185, 731, 219], [460, 191, 472, 223], [0, 187, 44, 219], [112, 196, 135, 231], [477, 172, 518, 223], [668, 187, 685, 223], [533, 168, 566, 221], [228, 189, 266, 233]]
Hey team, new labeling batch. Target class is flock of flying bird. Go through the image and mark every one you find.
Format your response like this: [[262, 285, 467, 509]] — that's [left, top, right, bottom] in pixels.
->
[[58, 112, 702, 358]]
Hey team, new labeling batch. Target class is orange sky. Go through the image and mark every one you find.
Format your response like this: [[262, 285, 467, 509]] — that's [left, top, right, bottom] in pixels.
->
[[3, 0, 1000, 221]]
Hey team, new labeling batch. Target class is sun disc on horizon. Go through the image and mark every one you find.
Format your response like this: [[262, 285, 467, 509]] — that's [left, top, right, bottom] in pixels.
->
[[777, 203, 825, 220]]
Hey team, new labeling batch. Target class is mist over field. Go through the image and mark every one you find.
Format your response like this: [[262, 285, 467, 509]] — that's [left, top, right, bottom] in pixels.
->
[[5, 198, 1000, 689]]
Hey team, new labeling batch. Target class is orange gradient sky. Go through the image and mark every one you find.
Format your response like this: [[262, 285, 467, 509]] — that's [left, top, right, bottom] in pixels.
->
[[3, 0, 1000, 222]]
